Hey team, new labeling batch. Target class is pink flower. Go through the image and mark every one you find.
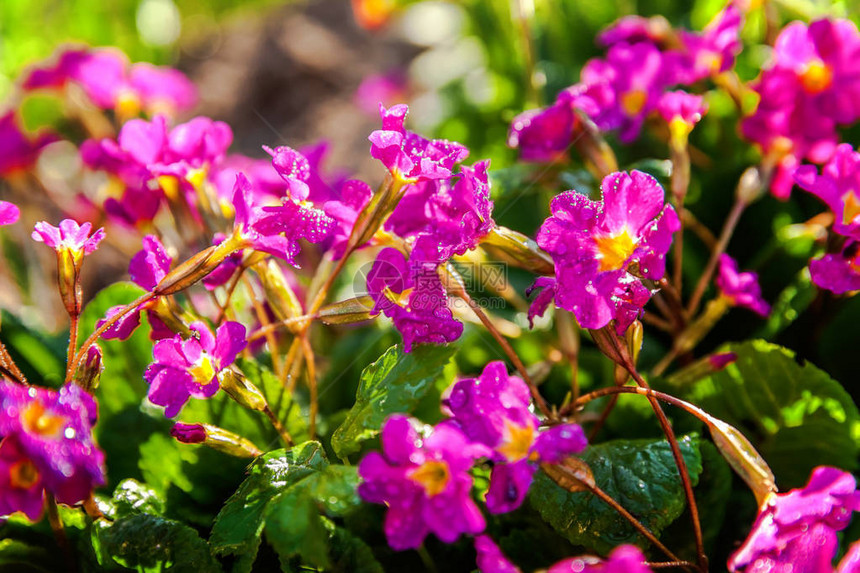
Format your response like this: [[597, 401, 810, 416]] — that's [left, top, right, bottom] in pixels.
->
[[444, 361, 587, 514], [716, 254, 770, 317], [357, 415, 489, 550], [31, 219, 105, 259], [0, 381, 106, 517], [144, 321, 247, 418], [728, 466, 860, 572], [795, 144, 860, 239], [369, 103, 468, 183], [534, 171, 679, 333], [0, 112, 56, 177]]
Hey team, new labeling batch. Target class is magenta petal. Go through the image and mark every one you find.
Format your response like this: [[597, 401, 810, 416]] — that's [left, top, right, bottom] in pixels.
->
[[383, 503, 430, 551], [0, 201, 20, 226], [380, 415, 419, 466], [147, 368, 192, 418], [129, 235, 172, 291], [601, 171, 665, 236], [534, 424, 588, 463], [97, 305, 142, 341], [214, 321, 247, 369], [474, 535, 521, 573], [485, 460, 536, 514], [188, 321, 216, 354]]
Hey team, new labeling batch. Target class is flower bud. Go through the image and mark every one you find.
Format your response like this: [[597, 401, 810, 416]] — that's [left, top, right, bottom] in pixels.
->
[[74, 344, 104, 391], [171, 422, 263, 458], [219, 370, 268, 412]]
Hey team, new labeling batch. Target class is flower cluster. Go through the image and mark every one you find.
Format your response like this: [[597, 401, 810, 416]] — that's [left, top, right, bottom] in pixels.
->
[[359, 362, 587, 550], [23, 46, 197, 117], [0, 380, 105, 520], [509, 4, 739, 154], [532, 170, 679, 333], [741, 19, 860, 198], [365, 104, 495, 351]]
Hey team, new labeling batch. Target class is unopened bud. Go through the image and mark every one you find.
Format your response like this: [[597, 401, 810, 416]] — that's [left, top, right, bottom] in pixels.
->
[[219, 370, 268, 412], [625, 320, 644, 366], [57, 249, 83, 316], [171, 422, 263, 458], [255, 260, 304, 325], [735, 166, 764, 205], [74, 344, 103, 391], [156, 233, 245, 296], [481, 226, 555, 275]]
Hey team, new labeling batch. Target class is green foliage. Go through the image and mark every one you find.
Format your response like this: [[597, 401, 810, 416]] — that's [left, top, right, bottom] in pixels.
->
[[682, 340, 860, 488], [91, 514, 222, 573], [210, 441, 361, 572], [331, 343, 457, 459], [529, 434, 703, 555]]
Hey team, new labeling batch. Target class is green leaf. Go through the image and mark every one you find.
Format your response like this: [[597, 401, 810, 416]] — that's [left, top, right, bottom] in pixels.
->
[[93, 514, 222, 573], [328, 528, 384, 573], [138, 433, 197, 496], [683, 340, 860, 488], [111, 479, 166, 519], [0, 538, 60, 573], [331, 343, 457, 459], [209, 442, 328, 561], [0, 310, 66, 385], [529, 434, 702, 554], [264, 489, 331, 570]]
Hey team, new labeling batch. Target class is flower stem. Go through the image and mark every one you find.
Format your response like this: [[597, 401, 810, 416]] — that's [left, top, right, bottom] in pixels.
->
[[621, 369, 707, 572], [45, 495, 75, 571], [686, 197, 746, 318], [585, 480, 685, 565], [65, 314, 79, 383], [263, 405, 294, 447], [450, 281, 554, 421]]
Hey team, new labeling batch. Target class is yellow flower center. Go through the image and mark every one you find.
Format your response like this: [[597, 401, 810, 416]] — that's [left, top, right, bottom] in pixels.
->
[[188, 355, 216, 387], [9, 459, 40, 489], [842, 190, 860, 226], [621, 90, 647, 116], [115, 90, 141, 121], [21, 402, 66, 439], [799, 60, 833, 94], [496, 421, 536, 463], [594, 229, 637, 272], [409, 460, 450, 497]]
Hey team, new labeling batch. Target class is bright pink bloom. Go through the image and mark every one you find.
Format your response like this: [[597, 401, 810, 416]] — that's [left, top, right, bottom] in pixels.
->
[[365, 241, 463, 353], [369, 104, 468, 182], [31, 219, 105, 257], [728, 466, 860, 573], [357, 415, 489, 550], [170, 423, 207, 444], [742, 19, 860, 198], [716, 254, 770, 317], [534, 171, 679, 333], [657, 90, 707, 129], [144, 321, 247, 418], [23, 47, 196, 115], [0, 381, 106, 516], [795, 144, 860, 239], [808, 243, 860, 294], [444, 361, 587, 514]]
